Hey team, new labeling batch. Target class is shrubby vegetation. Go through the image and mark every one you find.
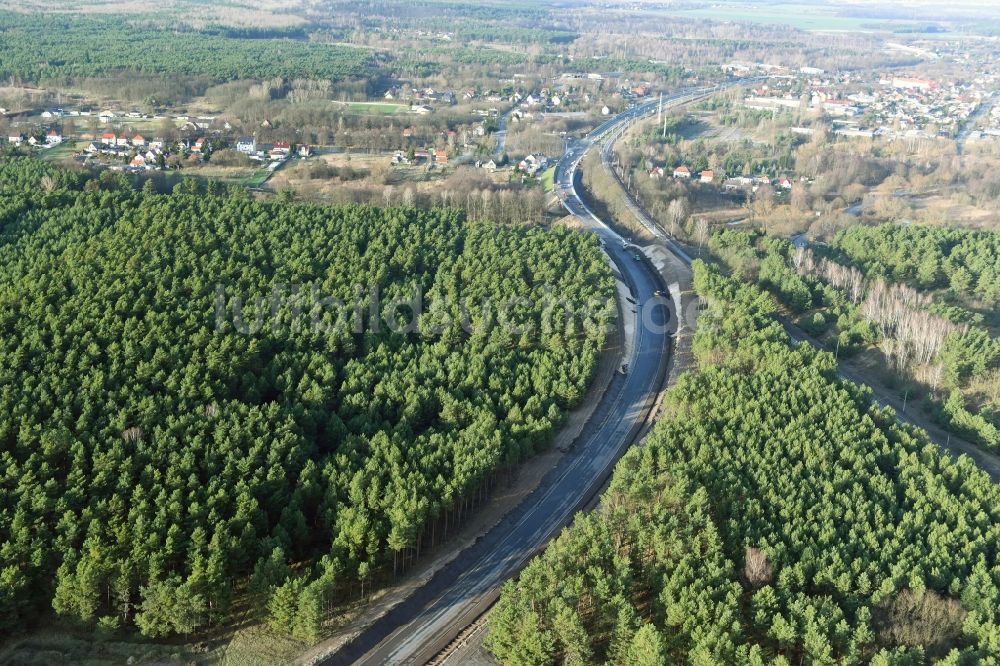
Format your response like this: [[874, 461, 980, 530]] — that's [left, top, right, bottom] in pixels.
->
[[0, 157, 615, 639], [488, 261, 1000, 664]]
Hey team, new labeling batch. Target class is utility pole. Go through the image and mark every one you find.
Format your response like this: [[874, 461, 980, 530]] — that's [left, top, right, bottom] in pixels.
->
[[657, 92, 662, 124]]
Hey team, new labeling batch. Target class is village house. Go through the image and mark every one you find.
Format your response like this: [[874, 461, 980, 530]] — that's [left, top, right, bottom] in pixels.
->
[[132, 135, 146, 147], [191, 138, 207, 153], [7, 133, 23, 145], [481, 159, 497, 172], [648, 166, 664, 179], [673, 165, 691, 179], [723, 176, 754, 191], [518, 154, 548, 176], [272, 141, 291, 155], [101, 132, 116, 145], [434, 148, 449, 164], [297, 144, 311, 157], [699, 170, 715, 183], [46, 130, 62, 144], [236, 136, 256, 154], [117, 133, 129, 147]]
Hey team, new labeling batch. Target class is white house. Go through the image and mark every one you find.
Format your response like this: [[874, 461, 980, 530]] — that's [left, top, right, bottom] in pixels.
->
[[236, 136, 256, 154], [46, 130, 62, 144], [7, 133, 23, 145]]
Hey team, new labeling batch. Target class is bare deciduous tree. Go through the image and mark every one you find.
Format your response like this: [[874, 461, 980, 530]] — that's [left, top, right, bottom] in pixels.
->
[[744, 546, 773, 589]]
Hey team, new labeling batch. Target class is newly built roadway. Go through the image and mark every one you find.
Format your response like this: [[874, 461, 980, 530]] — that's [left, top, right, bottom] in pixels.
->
[[320, 84, 731, 666]]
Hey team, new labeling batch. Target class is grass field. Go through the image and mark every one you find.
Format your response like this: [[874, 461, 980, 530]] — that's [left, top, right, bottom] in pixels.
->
[[342, 101, 407, 115], [185, 164, 272, 189], [38, 140, 85, 161], [237, 169, 273, 188], [540, 165, 556, 192]]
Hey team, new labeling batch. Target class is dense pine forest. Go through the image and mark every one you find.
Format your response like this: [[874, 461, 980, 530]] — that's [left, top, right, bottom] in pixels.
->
[[0, 158, 614, 639], [830, 225, 1000, 311], [0, 12, 374, 83], [487, 261, 1000, 664]]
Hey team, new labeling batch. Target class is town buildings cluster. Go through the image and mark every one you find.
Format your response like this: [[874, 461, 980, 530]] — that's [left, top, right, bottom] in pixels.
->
[[729, 40, 999, 144]]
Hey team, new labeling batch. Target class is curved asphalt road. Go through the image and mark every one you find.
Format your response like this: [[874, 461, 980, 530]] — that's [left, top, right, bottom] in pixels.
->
[[320, 90, 691, 666]]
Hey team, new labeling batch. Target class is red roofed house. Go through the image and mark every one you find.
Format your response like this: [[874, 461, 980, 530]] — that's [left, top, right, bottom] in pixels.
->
[[434, 149, 449, 164], [132, 134, 146, 147], [46, 129, 62, 144], [402, 127, 414, 138], [272, 141, 291, 154], [673, 165, 691, 179], [192, 138, 206, 153], [777, 177, 793, 190], [101, 132, 116, 145], [130, 155, 146, 168], [648, 166, 664, 179], [699, 169, 715, 183], [117, 133, 129, 147]]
